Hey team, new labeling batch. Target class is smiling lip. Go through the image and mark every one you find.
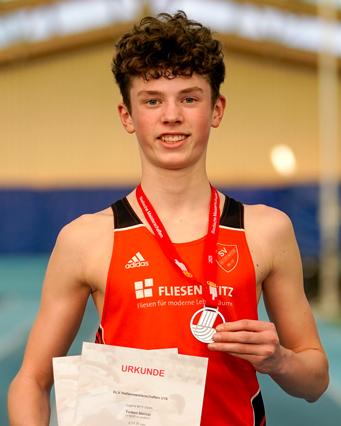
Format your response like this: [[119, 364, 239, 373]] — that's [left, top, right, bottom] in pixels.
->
[[158, 134, 189, 143]]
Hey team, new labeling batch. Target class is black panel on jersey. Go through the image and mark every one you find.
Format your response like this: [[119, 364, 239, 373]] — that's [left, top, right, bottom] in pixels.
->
[[95, 327, 104, 344], [252, 390, 266, 426], [111, 197, 142, 229], [220, 195, 244, 230], [111, 195, 244, 230]]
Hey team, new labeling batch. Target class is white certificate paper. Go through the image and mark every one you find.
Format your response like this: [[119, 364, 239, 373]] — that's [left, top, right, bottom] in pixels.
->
[[53, 343, 208, 426], [53, 355, 81, 426]]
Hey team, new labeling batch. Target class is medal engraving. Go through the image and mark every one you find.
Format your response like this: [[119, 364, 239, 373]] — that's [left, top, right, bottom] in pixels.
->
[[190, 307, 225, 343]]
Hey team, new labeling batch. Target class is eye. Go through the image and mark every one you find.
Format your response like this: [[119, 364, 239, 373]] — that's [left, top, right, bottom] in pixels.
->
[[184, 97, 195, 103], [147, 99, 159, 106]]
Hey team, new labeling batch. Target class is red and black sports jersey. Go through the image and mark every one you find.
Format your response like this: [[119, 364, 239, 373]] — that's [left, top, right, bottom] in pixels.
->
[[96, 195, 266, 426]]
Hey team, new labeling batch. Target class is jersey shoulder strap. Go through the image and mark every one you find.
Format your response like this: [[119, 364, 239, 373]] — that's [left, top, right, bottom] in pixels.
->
[[111, 195, 244, 230], [111, 197, 142, 230], [220, 195, 244, 230]]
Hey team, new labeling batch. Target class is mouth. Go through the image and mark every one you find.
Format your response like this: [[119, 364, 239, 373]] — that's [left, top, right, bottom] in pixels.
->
[[158, 134, 188, 143]]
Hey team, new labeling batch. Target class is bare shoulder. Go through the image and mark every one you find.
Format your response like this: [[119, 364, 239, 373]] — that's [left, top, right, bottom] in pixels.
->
[[244, 203, 292, 228], [48, 207, 114, 293], [242, 203, 300, 294], [56, 207, 114, 251], [244, 203, 295, 245]]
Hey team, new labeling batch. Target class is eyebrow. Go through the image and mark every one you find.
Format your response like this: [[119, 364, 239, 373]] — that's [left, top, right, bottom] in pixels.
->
[[137, 86, 204, 97]]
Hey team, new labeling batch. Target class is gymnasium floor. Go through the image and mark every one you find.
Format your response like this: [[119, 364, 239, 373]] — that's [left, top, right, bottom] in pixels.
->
[[1, 255, 341, 425]]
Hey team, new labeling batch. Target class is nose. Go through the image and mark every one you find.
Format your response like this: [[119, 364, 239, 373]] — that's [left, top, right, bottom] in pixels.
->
[[161, 100, 183, 124]]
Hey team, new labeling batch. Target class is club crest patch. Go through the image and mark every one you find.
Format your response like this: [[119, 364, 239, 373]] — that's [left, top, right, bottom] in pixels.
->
[[216, 244, 239, 273]]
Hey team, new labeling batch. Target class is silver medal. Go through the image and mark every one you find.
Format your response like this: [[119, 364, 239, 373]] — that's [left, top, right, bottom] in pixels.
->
[[190, 307, 225, 343]]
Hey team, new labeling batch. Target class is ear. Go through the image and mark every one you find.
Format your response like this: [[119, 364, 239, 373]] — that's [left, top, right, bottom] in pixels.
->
[[211, 95, 226, 128], [118, 102, 135, 134]]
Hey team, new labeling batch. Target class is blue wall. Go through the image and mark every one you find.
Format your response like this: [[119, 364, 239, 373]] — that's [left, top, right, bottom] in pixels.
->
[[0, 184, 323, 257]]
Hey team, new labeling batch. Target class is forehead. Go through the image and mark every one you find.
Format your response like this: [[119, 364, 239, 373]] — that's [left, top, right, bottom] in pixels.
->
[[130, 73, 211, 97]]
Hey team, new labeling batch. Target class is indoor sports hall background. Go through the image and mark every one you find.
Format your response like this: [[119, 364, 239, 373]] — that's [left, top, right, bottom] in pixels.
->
[[1, 0, 341, 425]]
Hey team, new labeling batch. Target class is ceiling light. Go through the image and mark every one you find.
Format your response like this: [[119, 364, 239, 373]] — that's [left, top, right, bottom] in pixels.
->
[[270, 144, 297, 176]]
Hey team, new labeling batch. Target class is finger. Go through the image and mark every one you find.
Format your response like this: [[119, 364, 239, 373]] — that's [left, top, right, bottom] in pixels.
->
[[207, 343, 280, 374], [207, 345, 264, 365], [212, 330, 262, 344], [208, 341, 265, 355], [215, 320, 276, 333], [212, 329, 280, 352]]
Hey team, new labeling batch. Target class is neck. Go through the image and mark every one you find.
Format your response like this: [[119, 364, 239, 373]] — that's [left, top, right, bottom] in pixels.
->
[[139, 165, 211, 213], [127, 167, 216, 242]]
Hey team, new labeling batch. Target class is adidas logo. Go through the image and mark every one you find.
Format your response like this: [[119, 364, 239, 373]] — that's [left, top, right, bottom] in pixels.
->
[[125, 252, 149, 269], [135, 278, 153, 299]]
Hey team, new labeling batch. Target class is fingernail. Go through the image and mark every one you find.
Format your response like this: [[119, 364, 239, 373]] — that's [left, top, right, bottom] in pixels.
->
[[213, 333, 221, 341]]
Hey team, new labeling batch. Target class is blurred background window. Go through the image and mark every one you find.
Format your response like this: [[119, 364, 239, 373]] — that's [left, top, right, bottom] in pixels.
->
[[0, 0, 340, 61]]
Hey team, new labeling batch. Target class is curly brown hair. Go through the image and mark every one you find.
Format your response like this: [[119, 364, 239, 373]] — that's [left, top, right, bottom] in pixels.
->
[[112, 10, 225, 114]]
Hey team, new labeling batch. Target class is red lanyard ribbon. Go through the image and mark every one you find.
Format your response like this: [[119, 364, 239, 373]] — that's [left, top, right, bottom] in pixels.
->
[[136, 184, 220, 308]]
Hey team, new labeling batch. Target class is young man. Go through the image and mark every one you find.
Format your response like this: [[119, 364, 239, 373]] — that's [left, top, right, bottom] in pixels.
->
[[8, 11, 328, 426]]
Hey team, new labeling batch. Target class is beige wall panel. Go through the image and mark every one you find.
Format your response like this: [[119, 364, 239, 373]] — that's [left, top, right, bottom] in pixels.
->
[[210, 53, 323, 186], [0, 42, 340, 187], [0, 44, 141, 187]]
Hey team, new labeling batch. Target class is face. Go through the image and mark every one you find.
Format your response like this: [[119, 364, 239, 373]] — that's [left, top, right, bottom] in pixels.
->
[[118, 73, 226, 173]]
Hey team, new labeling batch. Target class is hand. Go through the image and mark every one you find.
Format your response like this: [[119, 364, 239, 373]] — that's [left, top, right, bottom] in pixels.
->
[[208, 319, 284, 375]]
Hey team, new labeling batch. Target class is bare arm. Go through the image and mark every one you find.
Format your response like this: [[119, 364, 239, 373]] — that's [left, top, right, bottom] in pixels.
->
[[209, 206, 329, 402], [8, 218, 94, 426]]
